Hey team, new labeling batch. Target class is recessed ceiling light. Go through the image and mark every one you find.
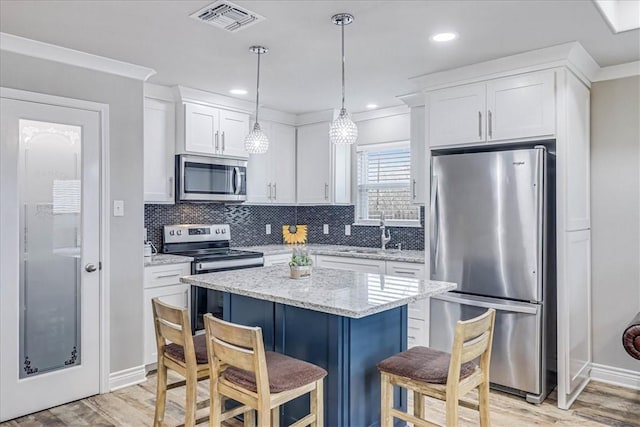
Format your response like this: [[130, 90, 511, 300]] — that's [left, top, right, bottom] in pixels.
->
[[229, 88, 248, 95], [366, 104, 378, 109], [431, 32, 458, 42]]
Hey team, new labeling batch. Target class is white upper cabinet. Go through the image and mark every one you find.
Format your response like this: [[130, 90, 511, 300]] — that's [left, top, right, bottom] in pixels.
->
[[144, 97, 175, 204], [184, 102, 219, 154], [180, 102, 249, 158], [486, 72, 555, 142], [410, 106, 426, 204], [429, 83, 486, 147], [219, 109, 250, 158], [247, 121, 296, 204], [297, 121, 351, 204], [428, 70, 556, 148]]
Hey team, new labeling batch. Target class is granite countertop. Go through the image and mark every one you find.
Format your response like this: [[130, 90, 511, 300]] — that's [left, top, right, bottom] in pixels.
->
[[236, 244, 425, 264], [144, 253, 194, 267], [181, 266, 455, 319]]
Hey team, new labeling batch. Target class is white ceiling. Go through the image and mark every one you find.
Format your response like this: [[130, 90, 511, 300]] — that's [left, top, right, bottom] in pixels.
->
[[1, 1, 638, 114]]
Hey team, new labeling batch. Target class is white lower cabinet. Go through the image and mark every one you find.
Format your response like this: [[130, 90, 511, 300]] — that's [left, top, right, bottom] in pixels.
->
[[263, 253, 292, 267], [386, 262, 429, 349], [143, 263, 191, 367], [315, 255, 386, 274]]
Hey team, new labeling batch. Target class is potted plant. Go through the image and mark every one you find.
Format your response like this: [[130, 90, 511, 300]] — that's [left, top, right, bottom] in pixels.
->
[[289, 247, 312, 279]]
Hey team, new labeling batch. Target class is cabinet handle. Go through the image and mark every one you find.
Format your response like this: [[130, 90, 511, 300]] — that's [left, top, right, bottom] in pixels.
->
[[155, 273, 181, 279], [408, 335, 416, 340], [412, 179, 417, 200], [393, 270, 416, 275], [169, 177, 173, 198], [222, 131, 226, 152], [215, 131, 219, 152], [488, 110, 493, 138], [273, 183, 277, 200], [478, 111, 482, 138], [324, 183, 329, 200], [268, 183, 272, 200]]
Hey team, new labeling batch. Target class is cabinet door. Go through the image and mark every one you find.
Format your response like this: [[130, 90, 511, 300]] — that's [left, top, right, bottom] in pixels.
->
[[315, 255, 385, 274], [332, 142, 351, 204], [297, 122, 331, 204], [144, 98, 175, 204], [486, 71, 555, 142], [184, 103, 218, 154], [410, 106, 426, 204], [270, 122, 297, 204], [143, 284, 189, 366], [428, 83, 486, 147], [219, 109, 249, 158], [247, 122, 272, 204]]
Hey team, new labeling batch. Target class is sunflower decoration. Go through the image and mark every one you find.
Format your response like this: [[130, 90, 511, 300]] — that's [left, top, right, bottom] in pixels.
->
[[283, 224, 308, 244]]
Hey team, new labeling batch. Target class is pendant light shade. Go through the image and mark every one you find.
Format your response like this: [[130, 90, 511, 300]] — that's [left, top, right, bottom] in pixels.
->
[[329, 13, 358, 145], [245, 45, 269, 154]]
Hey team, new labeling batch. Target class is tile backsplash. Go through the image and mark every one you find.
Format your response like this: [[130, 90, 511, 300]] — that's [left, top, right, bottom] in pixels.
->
[[144, 204, 425, 251]]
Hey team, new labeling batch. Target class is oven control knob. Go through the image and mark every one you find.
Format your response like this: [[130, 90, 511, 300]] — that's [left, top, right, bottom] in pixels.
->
[[215, 229, 220, 234], [169, 230, 175, 236], [177, 230, 182, 236], [221, 229, 226, 234]]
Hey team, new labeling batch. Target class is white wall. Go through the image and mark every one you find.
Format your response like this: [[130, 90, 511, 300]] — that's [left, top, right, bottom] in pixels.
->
[[0, 51, 145, 373], [590, 75, 640, 374]]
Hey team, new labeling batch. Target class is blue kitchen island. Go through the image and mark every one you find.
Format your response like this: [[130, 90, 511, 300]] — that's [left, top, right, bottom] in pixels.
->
[[182, 266, 455, 426]]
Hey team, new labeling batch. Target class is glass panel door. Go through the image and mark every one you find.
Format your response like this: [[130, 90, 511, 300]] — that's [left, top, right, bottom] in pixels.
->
[[19, 120, 83, 378]]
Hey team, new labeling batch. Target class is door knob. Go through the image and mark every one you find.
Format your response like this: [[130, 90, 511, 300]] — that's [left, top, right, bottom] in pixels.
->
[[85, 263, 97, 273]]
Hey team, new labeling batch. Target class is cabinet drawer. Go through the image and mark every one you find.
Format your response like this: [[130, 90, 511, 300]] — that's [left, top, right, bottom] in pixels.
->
[[386, 261, 425, 278], [408, 298, 428, 321], [263, 253, 292, 267], [408, 318, 427, 348], [315, 255, 385, 274], [144, 263, 191, 289]]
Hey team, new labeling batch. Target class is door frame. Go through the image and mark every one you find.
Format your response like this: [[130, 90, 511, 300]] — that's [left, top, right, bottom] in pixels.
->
[[0, 87, 111, 394]]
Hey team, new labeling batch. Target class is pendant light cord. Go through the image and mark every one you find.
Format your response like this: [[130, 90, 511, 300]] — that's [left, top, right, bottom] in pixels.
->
[[341, 21, 345, 110], [255, 51, 261, 124]]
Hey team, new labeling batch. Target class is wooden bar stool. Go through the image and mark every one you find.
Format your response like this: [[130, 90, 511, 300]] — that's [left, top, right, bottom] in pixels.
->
[[203, 314, 327, 427], [378, 308, 496, 427], [152, 298, 210, 427]]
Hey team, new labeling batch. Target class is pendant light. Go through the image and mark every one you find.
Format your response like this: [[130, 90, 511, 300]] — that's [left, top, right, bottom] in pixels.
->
[[329, 13, 358, 145], [245, 45, 269, 154]]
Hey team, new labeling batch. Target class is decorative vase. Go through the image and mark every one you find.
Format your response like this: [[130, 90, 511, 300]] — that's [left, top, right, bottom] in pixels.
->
[[290, 265, 312, 279]]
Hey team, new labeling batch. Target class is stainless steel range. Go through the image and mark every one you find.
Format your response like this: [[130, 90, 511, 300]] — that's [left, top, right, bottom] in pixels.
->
[[162, 224, 263, 331]]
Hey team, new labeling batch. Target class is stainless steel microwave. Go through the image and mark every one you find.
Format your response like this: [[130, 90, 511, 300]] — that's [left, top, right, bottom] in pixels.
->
[[175, 155, 247, 202]]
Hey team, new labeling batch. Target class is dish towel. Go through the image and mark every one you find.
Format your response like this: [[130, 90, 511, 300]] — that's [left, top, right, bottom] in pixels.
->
[[622, 312, 640, 360]]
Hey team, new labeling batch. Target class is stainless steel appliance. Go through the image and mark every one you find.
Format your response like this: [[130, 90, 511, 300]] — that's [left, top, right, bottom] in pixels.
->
[[175, 154, 247, 202], [429, 146, 556, 404], [162, 224, 263, 331]]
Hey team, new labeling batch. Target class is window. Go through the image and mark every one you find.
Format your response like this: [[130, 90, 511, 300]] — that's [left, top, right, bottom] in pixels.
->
[[356, 142, 420, 225]]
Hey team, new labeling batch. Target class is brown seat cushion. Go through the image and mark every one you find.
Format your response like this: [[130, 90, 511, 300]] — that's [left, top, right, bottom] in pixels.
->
[[377, 346, 477, 384], [224, 351, 327, 393], [165, 334, 208, 365]]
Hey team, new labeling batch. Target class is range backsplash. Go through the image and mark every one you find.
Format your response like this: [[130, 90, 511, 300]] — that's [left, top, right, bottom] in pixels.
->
[[144, 204, 425, 251]]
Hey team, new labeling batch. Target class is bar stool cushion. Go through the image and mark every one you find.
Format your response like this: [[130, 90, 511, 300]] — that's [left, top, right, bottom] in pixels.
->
[[224, 351, 327, 393], [165, 334, 208, 365], [377, 346, 477, 384]]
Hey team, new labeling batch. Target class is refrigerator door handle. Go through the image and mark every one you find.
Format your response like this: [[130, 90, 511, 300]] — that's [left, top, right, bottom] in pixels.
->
[[430, 175, 440, 274], [433, 293, 539, 315], [534, 145, 546, 302]]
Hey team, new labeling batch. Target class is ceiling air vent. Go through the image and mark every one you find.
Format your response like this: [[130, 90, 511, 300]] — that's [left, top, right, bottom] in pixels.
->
[[190, 1, 265, 32]]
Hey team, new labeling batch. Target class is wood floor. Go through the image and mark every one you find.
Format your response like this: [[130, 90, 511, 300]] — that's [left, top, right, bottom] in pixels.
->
[[2, 373, 639, 426]]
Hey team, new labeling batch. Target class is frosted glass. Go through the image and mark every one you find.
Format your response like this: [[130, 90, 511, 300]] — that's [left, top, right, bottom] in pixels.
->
[[18, 120, 82, 378]]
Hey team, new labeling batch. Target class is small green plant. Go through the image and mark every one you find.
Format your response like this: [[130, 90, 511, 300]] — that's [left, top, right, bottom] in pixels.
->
[[289, 247, 312, 267]]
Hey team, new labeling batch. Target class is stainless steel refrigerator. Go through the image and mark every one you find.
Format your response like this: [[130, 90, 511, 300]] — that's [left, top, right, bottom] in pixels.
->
[[429, 146, 556, 404]]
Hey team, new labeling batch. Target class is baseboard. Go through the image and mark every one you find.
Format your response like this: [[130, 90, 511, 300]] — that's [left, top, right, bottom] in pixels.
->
[[108, 365, 147, 391], [591, 363, 640, 390]]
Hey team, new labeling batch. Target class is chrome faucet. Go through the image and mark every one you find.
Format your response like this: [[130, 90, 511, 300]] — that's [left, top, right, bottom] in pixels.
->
[[380, 218, 391, 250]]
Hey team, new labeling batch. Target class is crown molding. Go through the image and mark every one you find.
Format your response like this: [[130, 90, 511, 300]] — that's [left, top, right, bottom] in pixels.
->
[[593, 61, 640, 82], [409, 42, 599, 91], [352, 105, 409, 122], [397, 91, 426, 108], [0, 32, 156, 81]]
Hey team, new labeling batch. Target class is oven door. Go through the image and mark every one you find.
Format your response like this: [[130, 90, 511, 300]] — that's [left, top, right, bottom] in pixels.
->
[[191, 286, 224, 333], [177, 154, 247, 202]]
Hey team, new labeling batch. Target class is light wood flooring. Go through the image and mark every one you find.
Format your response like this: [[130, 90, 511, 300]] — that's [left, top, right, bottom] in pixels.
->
[[2, 373, 639, 426]]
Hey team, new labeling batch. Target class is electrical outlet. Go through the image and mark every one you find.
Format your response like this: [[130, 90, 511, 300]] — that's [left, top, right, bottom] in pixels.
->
[[345, 224, 351, 236], [265, 224, 271, 235], [323, 224, 329, 234], [113, 200, 124, 217]]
